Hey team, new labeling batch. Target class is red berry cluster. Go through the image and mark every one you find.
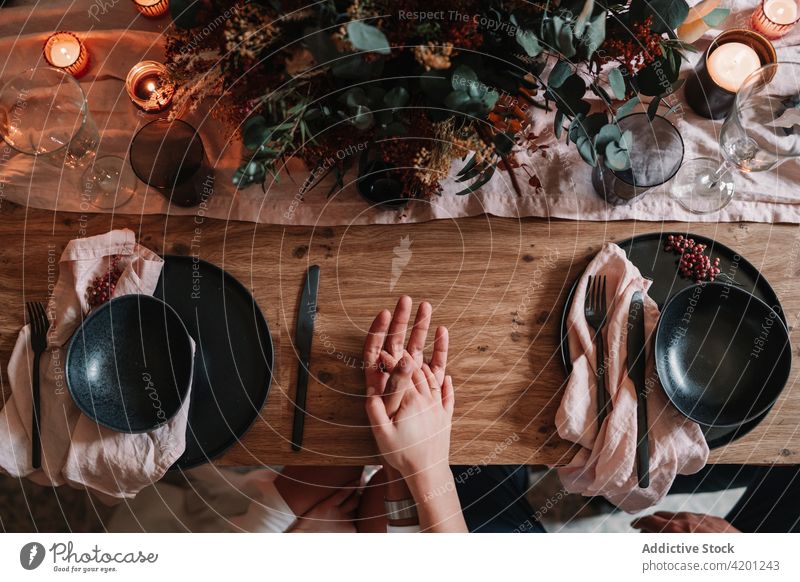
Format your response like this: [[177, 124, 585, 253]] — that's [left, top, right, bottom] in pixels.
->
[[86, 255, 123, 308], [601, 16, 661, 75], [664, 235, 721, 283]]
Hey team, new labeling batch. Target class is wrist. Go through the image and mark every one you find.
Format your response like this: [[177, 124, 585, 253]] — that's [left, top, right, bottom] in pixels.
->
[[405, 462, 453, 503]]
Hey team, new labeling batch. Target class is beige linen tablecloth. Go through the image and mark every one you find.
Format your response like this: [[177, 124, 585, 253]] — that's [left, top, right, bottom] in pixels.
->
[[1, 0, 799, 225]]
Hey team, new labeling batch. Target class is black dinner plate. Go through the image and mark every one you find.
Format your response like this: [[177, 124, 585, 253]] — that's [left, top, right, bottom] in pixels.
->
[[655, 283, 791, 427], [154, 256, 274, 470], [559, 232, 785, 448]]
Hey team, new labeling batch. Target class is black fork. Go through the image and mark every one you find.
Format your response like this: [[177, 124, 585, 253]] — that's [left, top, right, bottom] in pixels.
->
[[584, 275, 609, 428], [26, 302, 48, 469]]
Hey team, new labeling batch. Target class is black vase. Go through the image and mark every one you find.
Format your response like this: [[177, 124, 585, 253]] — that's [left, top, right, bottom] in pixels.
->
[[356, 160, 407, 209]]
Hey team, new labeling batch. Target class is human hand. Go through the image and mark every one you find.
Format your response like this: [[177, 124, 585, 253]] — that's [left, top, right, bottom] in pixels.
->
[[366, 353, 455, 480], [632, 512, 741, 533], [288, 481, 360, 533], [363, 296, 448, 418]]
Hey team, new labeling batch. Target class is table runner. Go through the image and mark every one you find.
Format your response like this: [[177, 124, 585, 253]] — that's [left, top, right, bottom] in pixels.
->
[[1, 0, 800, 225]]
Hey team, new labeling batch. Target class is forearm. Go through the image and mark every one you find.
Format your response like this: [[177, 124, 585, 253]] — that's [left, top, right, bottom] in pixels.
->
[[406, 465, 468, 533]]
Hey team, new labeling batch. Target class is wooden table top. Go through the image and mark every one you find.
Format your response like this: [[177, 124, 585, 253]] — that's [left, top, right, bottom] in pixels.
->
[[1, 202, 798, 466]]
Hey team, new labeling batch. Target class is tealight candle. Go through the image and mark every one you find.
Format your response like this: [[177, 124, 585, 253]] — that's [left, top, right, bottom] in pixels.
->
[[751, 0, 800, 39], [132, 0, 170, 18], [43, 32, 89, 77], [125, 60, 175, 113], [707, 42, 762, 93]]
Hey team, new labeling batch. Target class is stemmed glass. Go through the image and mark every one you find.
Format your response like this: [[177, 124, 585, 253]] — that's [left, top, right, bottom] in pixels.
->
[[671, 62, 800, 214]]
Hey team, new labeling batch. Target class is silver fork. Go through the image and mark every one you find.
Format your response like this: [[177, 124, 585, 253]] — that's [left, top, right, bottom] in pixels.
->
[[26, 301, 48, 469], [584, 275, 610, 427]]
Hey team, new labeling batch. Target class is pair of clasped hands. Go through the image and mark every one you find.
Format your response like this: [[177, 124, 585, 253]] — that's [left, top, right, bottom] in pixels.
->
[[363, 295, 467, 532]]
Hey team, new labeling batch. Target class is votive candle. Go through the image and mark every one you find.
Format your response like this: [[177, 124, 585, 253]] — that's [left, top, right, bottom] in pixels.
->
[[132, 0, 170, 18], [125, 60, 175, 113], [751, 0, 800, 39], [707, 42, 762, 93], [43, 32, 90, 77]]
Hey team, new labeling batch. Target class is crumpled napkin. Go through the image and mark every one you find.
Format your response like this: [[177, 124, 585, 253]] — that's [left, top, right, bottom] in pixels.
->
[[0, 229, 192, 502], [556, 243, 709, 512]]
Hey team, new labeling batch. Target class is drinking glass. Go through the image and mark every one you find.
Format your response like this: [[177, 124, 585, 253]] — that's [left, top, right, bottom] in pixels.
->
[[81, 155, 137, 210], [0, 67, 98, 168], [129, 119, 214, 207], [671, 62, 800, 214], [592, 113, 684, 204]]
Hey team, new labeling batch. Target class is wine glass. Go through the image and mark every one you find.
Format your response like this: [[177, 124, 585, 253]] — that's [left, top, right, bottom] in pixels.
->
[[671, 62, 800, 214], [0, 67, 98, 168]]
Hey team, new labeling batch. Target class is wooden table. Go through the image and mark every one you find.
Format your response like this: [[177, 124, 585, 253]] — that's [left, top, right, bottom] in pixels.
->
[[1, 202, 799, 466]]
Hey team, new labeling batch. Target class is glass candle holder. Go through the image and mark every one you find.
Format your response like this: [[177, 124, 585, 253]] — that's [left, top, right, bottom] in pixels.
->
[[751, 0, 800, 39], [42, 32, 90, 77], [685, 29, 776, 120], [132, 0, 170, 18], [125, 60, 175, 113]]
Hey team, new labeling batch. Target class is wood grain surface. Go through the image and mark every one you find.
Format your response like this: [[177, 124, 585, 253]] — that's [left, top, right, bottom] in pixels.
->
[[1, 202, 798, 466]]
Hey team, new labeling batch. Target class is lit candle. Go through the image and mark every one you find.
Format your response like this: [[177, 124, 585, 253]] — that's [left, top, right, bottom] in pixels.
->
[[132, 0, 170, 18], [125, 60, 175, 113], [752, 0, 800, 38], [707, 42, 762, 93], [43, 32, 90, 77]]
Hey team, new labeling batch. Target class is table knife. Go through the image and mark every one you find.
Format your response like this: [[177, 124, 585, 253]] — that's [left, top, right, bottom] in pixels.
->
[[291, 265, 320, 451], [627, 291, 650, 488]]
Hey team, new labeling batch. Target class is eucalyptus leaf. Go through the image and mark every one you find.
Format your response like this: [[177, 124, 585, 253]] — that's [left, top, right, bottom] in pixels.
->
[[594, 123, 622, 150], [444, 90, 472, 111], [604, 140, 631, 171], [549, 60, 572, 89], [576, 135, 597, 166], [647, 96, 661, 120], [629, 0, 689, 34], [350, 105, 374, 130], [384, 86, 410, 109], [582, 11, 606, 60], [608, 67, 626, 100], [554, 109, 565, 139], [516, 28, 543, 57], [615, 95, 639, 120], [346, 21, 391, 55], [452, 65, 478, 91], [574, 0, 595, 37]]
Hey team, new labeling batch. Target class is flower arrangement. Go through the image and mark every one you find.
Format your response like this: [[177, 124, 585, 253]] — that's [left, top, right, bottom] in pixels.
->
[[165, 0, 707, 203]]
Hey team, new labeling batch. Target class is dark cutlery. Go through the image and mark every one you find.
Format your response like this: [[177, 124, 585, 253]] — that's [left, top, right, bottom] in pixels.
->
[[627, 291, 650, 488], [584, 275, 609, 427], [291, 265, 320, 451], [26, 301, 48, 469]]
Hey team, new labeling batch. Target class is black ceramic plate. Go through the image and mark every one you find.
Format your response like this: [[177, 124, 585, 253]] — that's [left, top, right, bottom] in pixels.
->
[[66, 295, 193, 433], [154, 256, 274, 469], [559, 232, 785, 448], [655, 283, 791, 427]]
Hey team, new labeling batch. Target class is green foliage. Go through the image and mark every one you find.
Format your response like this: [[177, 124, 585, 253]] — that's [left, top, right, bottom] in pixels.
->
[[346, 21, 391, 55]]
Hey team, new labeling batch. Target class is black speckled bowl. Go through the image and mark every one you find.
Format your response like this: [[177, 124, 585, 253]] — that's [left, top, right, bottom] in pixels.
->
[[66, 294, 194, 433]]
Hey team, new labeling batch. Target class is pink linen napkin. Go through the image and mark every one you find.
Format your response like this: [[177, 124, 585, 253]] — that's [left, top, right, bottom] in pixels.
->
[[556, 243, 709, 512], [0, 229, 192, 501]]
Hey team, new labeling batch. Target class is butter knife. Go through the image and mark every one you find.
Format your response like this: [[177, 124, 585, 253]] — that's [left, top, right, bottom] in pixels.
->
[[291, 265, 320, 451], [627, 291, 650, 488]]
